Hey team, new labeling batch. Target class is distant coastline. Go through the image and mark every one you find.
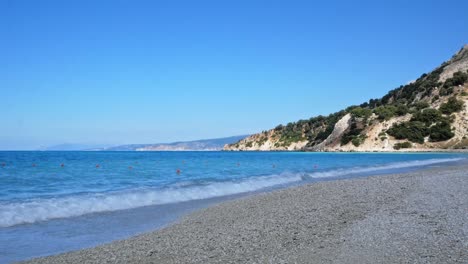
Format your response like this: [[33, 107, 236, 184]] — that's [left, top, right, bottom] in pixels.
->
[[39, 135, 249, 152]]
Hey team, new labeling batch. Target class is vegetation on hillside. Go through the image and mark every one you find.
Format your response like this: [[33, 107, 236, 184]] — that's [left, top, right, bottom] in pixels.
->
[[269, 111, 348, 148], [393, 141, 412, 150], [439, 97, 464, 114], [229, 59, 467, 150], [386, 102, 462, 144]]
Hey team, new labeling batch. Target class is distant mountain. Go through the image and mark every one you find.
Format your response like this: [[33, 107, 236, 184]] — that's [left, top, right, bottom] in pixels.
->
[[101, 144, 149, 151], [225, 45, 468, 152], [40, 143, 113, 151], [103, 135, 249, 151]]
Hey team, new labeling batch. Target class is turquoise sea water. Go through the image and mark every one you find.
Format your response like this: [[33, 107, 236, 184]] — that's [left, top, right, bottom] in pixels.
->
[[0, 151, 466, 262]]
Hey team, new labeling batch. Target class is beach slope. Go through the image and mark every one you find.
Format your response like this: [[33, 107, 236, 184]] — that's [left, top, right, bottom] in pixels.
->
[[22, 162, 468, 263]]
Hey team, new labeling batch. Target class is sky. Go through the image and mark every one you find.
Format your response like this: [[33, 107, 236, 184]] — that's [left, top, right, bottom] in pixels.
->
[[1, 0, 467, 150]]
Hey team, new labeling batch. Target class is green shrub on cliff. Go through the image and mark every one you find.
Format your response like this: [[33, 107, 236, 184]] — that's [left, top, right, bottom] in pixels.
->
[[443, 71, 468, 88], [351, 135, 367, 147], [439, 87, 454, 96], [373, 105, 397, 120], [429, 121, 455, 141], [350, 107, 372, 119], [387, 121, 429, 144], [412, 101, 430, 111], [410, 108, 443, 125], [395, 104, 409, 116], [393, 141, 412, 150], [387, 106, 456, 143], [439, 97, 464, 114]]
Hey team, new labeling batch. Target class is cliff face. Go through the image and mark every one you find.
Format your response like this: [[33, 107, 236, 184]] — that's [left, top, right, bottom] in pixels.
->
[[225, 45, 468, 152]]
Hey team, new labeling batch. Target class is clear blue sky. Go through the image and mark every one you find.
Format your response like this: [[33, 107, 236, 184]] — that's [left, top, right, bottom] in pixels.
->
[[1, 0, 467, 150]]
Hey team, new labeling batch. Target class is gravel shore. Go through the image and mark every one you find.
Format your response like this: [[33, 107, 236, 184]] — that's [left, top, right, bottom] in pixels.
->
[[21, 162, 468, 264]]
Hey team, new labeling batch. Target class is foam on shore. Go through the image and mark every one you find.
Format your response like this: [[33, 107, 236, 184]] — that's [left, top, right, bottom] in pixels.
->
[[0, 157, 463, 228]]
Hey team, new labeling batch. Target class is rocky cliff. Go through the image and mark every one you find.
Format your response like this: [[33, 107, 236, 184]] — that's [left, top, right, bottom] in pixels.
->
[[225, 45, 468, 152]]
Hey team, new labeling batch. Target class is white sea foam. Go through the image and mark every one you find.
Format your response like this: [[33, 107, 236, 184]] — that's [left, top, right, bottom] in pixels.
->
[[305, 158, 463, 179], [0, 173, 302, 227], [0, 157, 462, 227]]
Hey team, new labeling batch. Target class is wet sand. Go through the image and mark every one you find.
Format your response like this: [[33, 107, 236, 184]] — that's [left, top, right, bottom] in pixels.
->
[[21, 161, 468, 263]]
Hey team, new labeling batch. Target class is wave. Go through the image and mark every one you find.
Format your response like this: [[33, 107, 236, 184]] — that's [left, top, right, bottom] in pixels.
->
[[0, 157, 462, 227], [304, 158, 464, 179], [0, 173, 302, 228]]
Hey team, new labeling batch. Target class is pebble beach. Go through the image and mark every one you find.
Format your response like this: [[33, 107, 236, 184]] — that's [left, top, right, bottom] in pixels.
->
[[21, 161, 468, 264]]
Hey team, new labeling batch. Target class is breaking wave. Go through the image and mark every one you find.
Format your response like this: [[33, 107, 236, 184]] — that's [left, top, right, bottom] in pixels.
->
[[0, 157, 462, 227]]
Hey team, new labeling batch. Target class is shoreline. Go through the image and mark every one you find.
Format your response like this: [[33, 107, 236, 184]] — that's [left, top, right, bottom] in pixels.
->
[[223, 149, 468, 153], [21, 160, 468, 263]]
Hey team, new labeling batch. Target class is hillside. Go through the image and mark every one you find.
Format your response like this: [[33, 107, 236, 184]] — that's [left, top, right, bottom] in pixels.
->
[[105, 135, 249, 151], [225, 45, 468, 152]]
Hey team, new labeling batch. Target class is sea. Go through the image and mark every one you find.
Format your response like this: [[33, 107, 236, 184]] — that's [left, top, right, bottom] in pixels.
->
[[0, 151, 466, 263]]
